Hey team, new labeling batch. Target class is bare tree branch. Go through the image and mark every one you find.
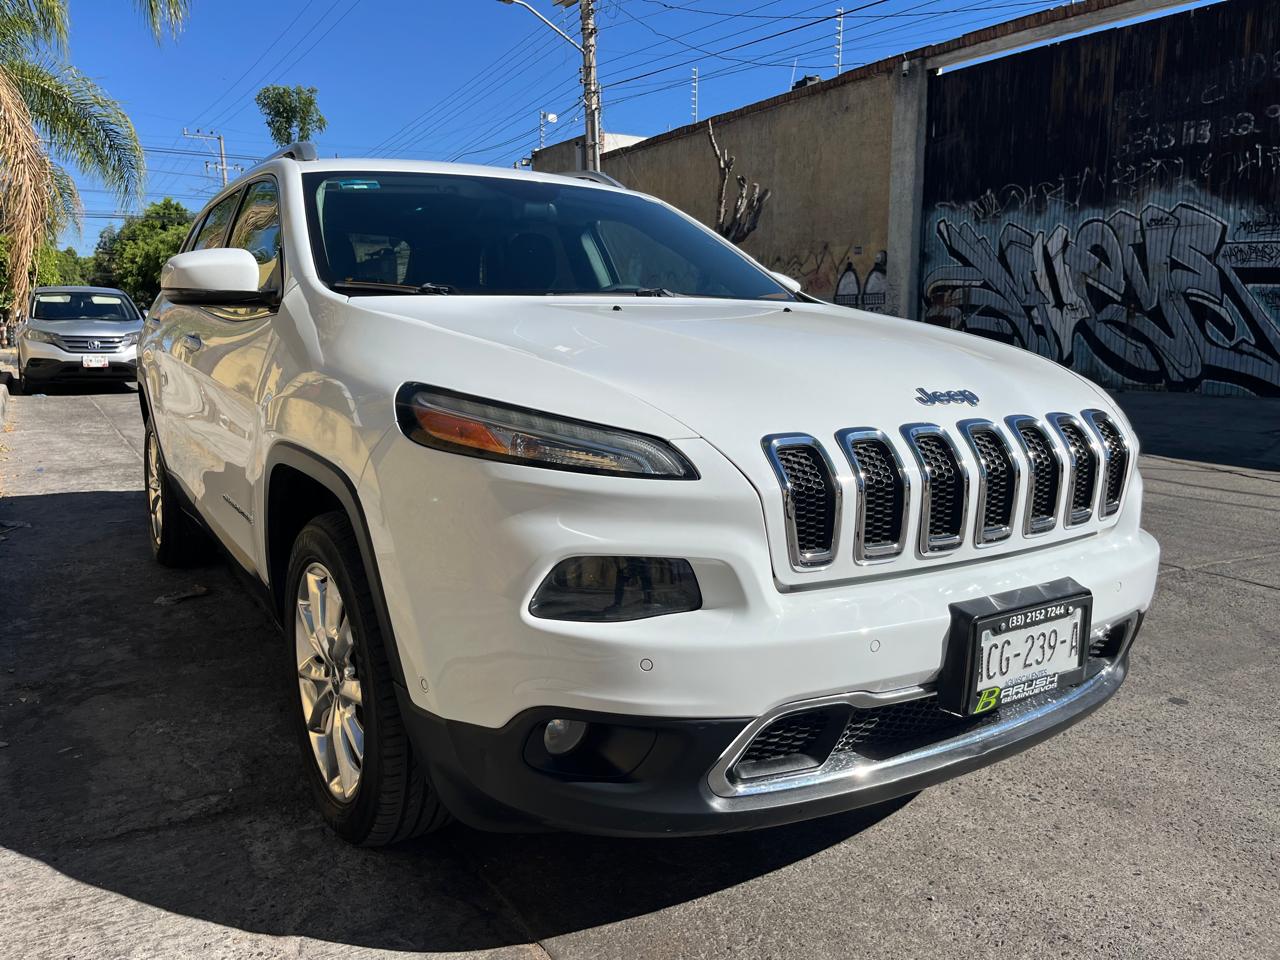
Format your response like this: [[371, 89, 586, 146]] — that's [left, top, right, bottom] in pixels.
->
[[705, 120, 770, 245]]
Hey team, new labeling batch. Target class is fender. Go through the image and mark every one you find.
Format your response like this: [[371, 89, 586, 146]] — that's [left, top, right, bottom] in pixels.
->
[[263, 442, 409, 687]]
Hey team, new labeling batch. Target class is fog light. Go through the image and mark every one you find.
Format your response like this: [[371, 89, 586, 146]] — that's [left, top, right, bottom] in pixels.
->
[[543, 718, 589, 756], [529, 556, 701, 622]]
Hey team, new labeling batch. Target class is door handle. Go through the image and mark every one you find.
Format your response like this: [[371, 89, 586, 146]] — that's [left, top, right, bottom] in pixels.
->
[[181, 333, 203, 351]]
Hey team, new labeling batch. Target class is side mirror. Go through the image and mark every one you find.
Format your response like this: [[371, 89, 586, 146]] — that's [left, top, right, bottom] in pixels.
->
[[161, 248, 272, 306], [769, 271, 803, 295]]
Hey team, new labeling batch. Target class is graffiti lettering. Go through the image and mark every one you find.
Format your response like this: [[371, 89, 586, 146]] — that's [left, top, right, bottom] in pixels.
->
[[1237, 210, 1280, 236], [922, 203, 1280, 394]]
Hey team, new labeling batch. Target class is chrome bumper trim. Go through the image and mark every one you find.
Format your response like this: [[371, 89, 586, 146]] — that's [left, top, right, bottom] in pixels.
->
[[708, 620, 1138, 804]]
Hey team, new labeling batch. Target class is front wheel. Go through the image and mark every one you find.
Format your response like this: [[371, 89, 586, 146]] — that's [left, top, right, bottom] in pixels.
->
[[286, 512, 450, 845], [143, 420, 205, 566]]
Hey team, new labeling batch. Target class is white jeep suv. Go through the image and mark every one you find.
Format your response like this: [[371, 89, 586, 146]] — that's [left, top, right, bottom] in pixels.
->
[[139, 143, 1160, 844]]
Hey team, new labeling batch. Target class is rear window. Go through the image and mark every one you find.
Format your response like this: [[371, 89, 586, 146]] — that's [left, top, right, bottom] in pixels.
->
[[31, 292, 137, 321]]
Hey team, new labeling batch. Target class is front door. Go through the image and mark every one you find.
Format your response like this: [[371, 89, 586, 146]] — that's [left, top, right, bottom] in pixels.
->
[[182, 177, 284, 571]]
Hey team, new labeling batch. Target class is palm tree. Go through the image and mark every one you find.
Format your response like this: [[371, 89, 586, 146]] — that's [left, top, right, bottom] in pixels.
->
[[0, 0, 188, 334]]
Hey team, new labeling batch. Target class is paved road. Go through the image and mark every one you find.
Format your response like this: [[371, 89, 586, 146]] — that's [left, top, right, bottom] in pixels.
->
[[0, 383, 1277, 960]]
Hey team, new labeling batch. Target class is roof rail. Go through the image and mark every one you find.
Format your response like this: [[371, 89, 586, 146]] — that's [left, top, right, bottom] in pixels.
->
[[263, 141, 318, 162], [556, 169, 623, 188]]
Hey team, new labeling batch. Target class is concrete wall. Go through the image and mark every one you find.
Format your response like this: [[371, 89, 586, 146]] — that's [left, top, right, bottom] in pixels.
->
[[597, 71, 898, 312], [534, 133, 648, 174]]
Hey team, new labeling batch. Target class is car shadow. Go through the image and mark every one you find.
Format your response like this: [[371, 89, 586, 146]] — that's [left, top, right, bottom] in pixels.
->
[[9, 378, 137, 397], [0, 489, 904, 952], [1111, 389, 1280, 471]]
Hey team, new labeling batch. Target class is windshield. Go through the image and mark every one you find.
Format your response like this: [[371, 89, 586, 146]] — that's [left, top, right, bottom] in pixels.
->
[[31, 292, 137, 321], [302, 171, 792, 301]]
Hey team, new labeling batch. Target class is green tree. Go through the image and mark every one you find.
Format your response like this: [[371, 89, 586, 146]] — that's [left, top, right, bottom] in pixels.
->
[[111, 198, 192, 306], [53, 244, 87, 283], [0, 235, 73, 313], [87, 223, 120, 286], [255, 84, 327, 147], [0, 0, 189, 334]]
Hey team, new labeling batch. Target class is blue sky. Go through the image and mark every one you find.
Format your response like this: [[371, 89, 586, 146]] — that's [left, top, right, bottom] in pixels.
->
[[59, 0, 1131, 252]]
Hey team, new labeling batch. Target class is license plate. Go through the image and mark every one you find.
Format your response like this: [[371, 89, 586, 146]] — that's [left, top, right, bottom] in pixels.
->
[[81, 354, 109, 368], [939, 579, 1092, 717]]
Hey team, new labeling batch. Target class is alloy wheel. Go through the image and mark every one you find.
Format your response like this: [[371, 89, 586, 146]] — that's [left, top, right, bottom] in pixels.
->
[[295, 563, 365, 801]]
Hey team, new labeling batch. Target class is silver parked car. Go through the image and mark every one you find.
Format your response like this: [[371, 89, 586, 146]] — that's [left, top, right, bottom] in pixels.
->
[[15, 286, 144, 392]]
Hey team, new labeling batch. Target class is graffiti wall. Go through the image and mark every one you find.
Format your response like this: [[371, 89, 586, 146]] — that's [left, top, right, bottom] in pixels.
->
[[921, 0, 1280, 395]]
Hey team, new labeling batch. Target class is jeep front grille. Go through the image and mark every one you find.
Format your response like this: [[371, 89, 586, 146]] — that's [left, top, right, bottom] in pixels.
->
[[1050, 414, 1098, 526], [837, 429, 908, 562], [762, 435, 840, 568], [958, 421, 1017, 544], [761, 410, 1131, 573], [1085, 410, 1130, 516], [903, 425, 967, 554], [1009, 417, 1060, 533]]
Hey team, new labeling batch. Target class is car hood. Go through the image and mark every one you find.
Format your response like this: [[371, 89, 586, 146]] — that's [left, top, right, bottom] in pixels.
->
[[26, 317, 141, 336], [364, 295, 1113, 459]]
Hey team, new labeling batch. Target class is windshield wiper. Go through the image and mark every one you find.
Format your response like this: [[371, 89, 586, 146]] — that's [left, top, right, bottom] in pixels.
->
[[633, 287, 675, 297], [331, 280, 459, 296]]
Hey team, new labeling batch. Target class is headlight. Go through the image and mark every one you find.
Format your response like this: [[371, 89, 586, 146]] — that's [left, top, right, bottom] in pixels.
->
[[24, 329, 57, 344], [395, 385, 698, 479], [120, 332, 140, 348]]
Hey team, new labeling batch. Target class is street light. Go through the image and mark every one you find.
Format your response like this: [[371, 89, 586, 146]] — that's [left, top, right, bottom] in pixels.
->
[[497, 0, 601, 172], [498, 0, 581, 51]]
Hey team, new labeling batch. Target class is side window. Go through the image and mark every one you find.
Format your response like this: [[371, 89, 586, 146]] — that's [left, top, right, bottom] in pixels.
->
[[228, 179, 282, 289], [190, 192, 241, 251]]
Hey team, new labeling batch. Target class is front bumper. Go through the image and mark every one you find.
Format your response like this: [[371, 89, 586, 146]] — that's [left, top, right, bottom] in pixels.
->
[[402, 617, 1140, 837], [20, 338, 137, 381]]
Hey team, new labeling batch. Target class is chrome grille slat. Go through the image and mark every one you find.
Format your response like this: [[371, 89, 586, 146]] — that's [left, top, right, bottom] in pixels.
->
[[836, 428, 909, 563], [761, 409, 1130, 574], [56, 335, 127, 353], [1007, 416, 1061, 534], [958, 420, 1018, 545], [901, 424, 968, 554], [1048, 413, 1100, 526], [762, 434, 841, 570], [1083, 409, 1131, 517]]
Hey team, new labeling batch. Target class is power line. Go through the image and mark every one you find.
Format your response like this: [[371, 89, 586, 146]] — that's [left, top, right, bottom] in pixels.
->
[[141, 144, 262, 162], [209, 0, 367, 129], [374, 20, 579, 158], [385, 0, 793, 159], [634, 0, 1046, 18], [186, 0, 314, 126], [605, 2, 888, 88], [443, 1, 853, 165]]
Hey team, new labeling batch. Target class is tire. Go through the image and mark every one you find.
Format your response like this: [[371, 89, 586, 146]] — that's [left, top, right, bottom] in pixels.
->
[[143, 419, 206, 566], [286, 511, 450, 845]]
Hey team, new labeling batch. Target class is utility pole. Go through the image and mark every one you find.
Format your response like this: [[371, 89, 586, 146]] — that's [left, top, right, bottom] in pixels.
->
[[183, 128, 240, 187], [567, 0, 602, 172], [501, 1, 603, 172], [835, 8, 844, 76], [691, 66, 699, 123]]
